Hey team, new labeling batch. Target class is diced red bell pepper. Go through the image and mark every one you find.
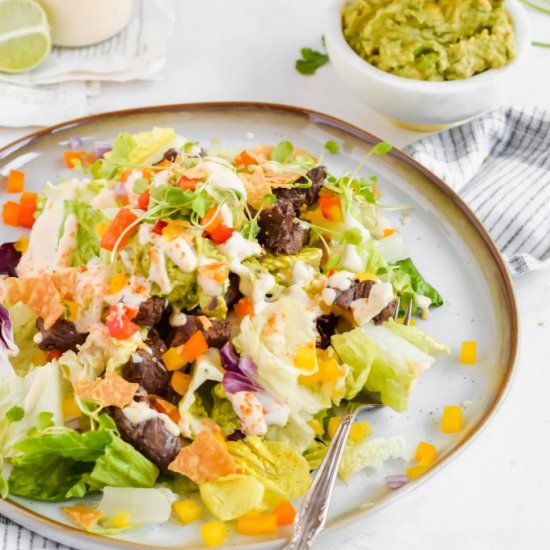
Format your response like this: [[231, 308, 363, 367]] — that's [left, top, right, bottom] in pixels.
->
[[152, 220, 167, 235], [100, 208, 139, 251], [47, 349, 63, 362], [106, 303, 139, 339], [200, 208, 222, 233], [178, 176, 197, 191], [319, 192, 343, 222], [208, 223, 234, 244], [234, 298, 254, 319], [200, 207, 233, 243], [137, 190, 150, 210]]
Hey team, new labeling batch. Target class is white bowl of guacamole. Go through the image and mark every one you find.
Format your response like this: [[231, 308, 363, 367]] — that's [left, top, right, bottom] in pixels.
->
[[325, 0, 531, 130]]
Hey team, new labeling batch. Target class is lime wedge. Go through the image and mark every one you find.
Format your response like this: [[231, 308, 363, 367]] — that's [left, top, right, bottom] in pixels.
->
[[0, 0, 51, 73]]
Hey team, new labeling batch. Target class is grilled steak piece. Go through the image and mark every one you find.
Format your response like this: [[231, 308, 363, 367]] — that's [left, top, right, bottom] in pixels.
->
[[316, 314, 338, 349], [134, 297, 166, 327], [36, 318, 88, 352], [272, 166, 327, 215], [333, 280, 397, 325], [112, 407, 181, 471], [224, 273, 242, 309], [257, 200, 309, 255], [155, 148, 178, 164], [169, 315, 231, 349]]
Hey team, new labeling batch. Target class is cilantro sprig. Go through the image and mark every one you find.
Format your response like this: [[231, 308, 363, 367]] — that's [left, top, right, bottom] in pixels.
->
[[296, 47, 330, 75]]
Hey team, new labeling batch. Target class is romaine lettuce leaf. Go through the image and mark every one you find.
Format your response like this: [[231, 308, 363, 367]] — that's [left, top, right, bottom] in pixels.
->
[[6, 302, 39, 375], [263, 248, 323, 284], [64, 201, 106, 267], [383, 321, 450, 355]]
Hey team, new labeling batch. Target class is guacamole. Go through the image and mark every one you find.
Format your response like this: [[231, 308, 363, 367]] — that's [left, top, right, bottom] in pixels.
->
[[342, 0, 516, 81]]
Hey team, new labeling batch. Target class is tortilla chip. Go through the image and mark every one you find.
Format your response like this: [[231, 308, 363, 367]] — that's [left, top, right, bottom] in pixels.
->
[[265, 172, 304, 188], [182, 165, 209, 180], [26, 277, 64, 330], [251, 144, 274, 161], [239, 166, 271, 209], [62, 503, 103, 531], [50, 269, 77, 300], [74, 373, 139, 409], [168, 429, 239, 484]]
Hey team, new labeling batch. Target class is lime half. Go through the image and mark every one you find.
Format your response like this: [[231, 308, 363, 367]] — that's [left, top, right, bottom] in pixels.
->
[[0, 0, 51, 73]]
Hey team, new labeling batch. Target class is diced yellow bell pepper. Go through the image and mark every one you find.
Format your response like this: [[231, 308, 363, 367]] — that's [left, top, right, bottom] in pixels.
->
[[406, 464, 429, 480], [162, 346, 188, 371], [171, 371, 190, 395], [294, 344, 317, 371], [307, 419, 324, 436], [173, 499, 202, 525], [32, 350, 48, 366], [14, 236, 29, 252], [398, 317, 417, 326], [328, 416, 372, 442], [108, 273, 128, 295], [441, 405, 463, 433], [110, 510, 131, 529], [319, 357, 341, 383], [62, 396, 81, 419], [201, 521, 228, 547], [415, 441, 437, 465], [96, 222, 110, 237], [460, 341, 477, 365], [162, 221, 185, 242], [236, 513, 278, 536], [62, 300, 80, 322], [356, 272, 378, 282]]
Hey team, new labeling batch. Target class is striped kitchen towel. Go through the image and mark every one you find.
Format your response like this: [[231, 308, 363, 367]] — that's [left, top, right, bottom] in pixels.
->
[[0, 516, 72, 550], [404, 106, 550, 276]]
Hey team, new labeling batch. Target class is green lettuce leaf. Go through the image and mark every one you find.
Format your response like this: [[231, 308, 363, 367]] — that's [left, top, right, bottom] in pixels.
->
[[331, 328, 378, 400], [263, 248, 323, 284], [383, 321, 451, 355], [6, 303, 39, 375], [210, 384, 241, 437]]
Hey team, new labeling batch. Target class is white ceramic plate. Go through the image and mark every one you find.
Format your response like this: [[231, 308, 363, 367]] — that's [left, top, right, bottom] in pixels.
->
[[0, 103, 518, 550]]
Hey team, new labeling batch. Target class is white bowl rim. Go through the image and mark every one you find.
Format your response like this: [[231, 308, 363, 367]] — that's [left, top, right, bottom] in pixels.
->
[[327, 0, 532, 94]]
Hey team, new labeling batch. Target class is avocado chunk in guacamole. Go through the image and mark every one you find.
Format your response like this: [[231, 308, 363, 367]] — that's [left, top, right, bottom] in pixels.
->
[[342, 0, 516, 81]]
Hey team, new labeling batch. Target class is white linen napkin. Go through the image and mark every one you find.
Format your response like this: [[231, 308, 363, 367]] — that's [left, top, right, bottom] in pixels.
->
[[404, 106, 550, 275]]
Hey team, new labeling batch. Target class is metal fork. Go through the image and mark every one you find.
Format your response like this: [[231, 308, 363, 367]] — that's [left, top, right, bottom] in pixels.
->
[[282, 299, 413, 550]]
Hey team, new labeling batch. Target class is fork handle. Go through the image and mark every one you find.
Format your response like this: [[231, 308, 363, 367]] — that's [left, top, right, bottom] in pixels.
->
[[282, 403, 360, 550]]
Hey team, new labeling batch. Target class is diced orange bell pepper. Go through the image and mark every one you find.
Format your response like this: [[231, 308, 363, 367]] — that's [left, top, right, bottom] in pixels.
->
[[178, 175, 197, 190], [64, 150, 95, 169], [383, 228, 397, 237], [441, 405, 463, 433], [18, 202, 37, 229], [234, 150, 259, 167], [20, 191, 37, 207], [7, 169, 24, 193], [2, 201, 20, 226], [99, 208, 139, 251], [171, 371, 190, 395], [162, 346, 188, 371], [236, 513, 278, 536], [183, 331, 208, 362], [234, 297, 255, 319], [153, 397, 181, 424], [415, 441, 437, 465], [200, 208, 222, 233], [137, 190, 150, 210], [273, 501, 296, 526], [319, 192, 343, 221]]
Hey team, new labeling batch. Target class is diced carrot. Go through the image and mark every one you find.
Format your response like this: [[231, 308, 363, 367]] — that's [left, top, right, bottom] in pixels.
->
[[7, 169, 24, 193], [273, 501, 296, 526], [183, 331, 208, 362], [236, 513, 278, 536], [234, 298, 255, 319], [2, 201, 20, 226], [153, 397, 181, 424], [234, 150, 259, 167], [178, 175, 197, 190], [99, 208, 139, 251]]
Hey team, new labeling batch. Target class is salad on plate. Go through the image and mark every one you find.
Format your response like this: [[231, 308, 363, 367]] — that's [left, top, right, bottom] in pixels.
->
[[0, 128, 449, 546]]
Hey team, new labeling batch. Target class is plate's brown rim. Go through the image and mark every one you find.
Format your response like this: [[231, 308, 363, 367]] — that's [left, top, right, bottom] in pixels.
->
[[0, 102, 519, 549]]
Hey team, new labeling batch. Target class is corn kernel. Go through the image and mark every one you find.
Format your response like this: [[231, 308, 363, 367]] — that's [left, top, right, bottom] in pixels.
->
[[307, 419, 324, 436], [415, 441, 437, 465], [14, 236, 29, 252], [62, 397, 81, 419], [460, 341, 477, 365], [406, 464, 429, 480], [201, 521, 228, 547], [173, 499, 202, 525], [171, 371, 190, 395], [441, 405, 463, 433], [110, 510, 131, 529], [294, 344, 317, 371], [350, 420, 372, 442], [96, 222, 110, 237], [356, 272, 378, 282], [236, 513, 278, 536], [108, 273, 128, 295], [162, 346, 188, 371], [32, 350, 48, 366]]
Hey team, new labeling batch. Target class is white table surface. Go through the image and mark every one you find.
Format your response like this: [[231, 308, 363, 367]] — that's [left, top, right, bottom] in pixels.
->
[[1, 2, 549, 549]]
